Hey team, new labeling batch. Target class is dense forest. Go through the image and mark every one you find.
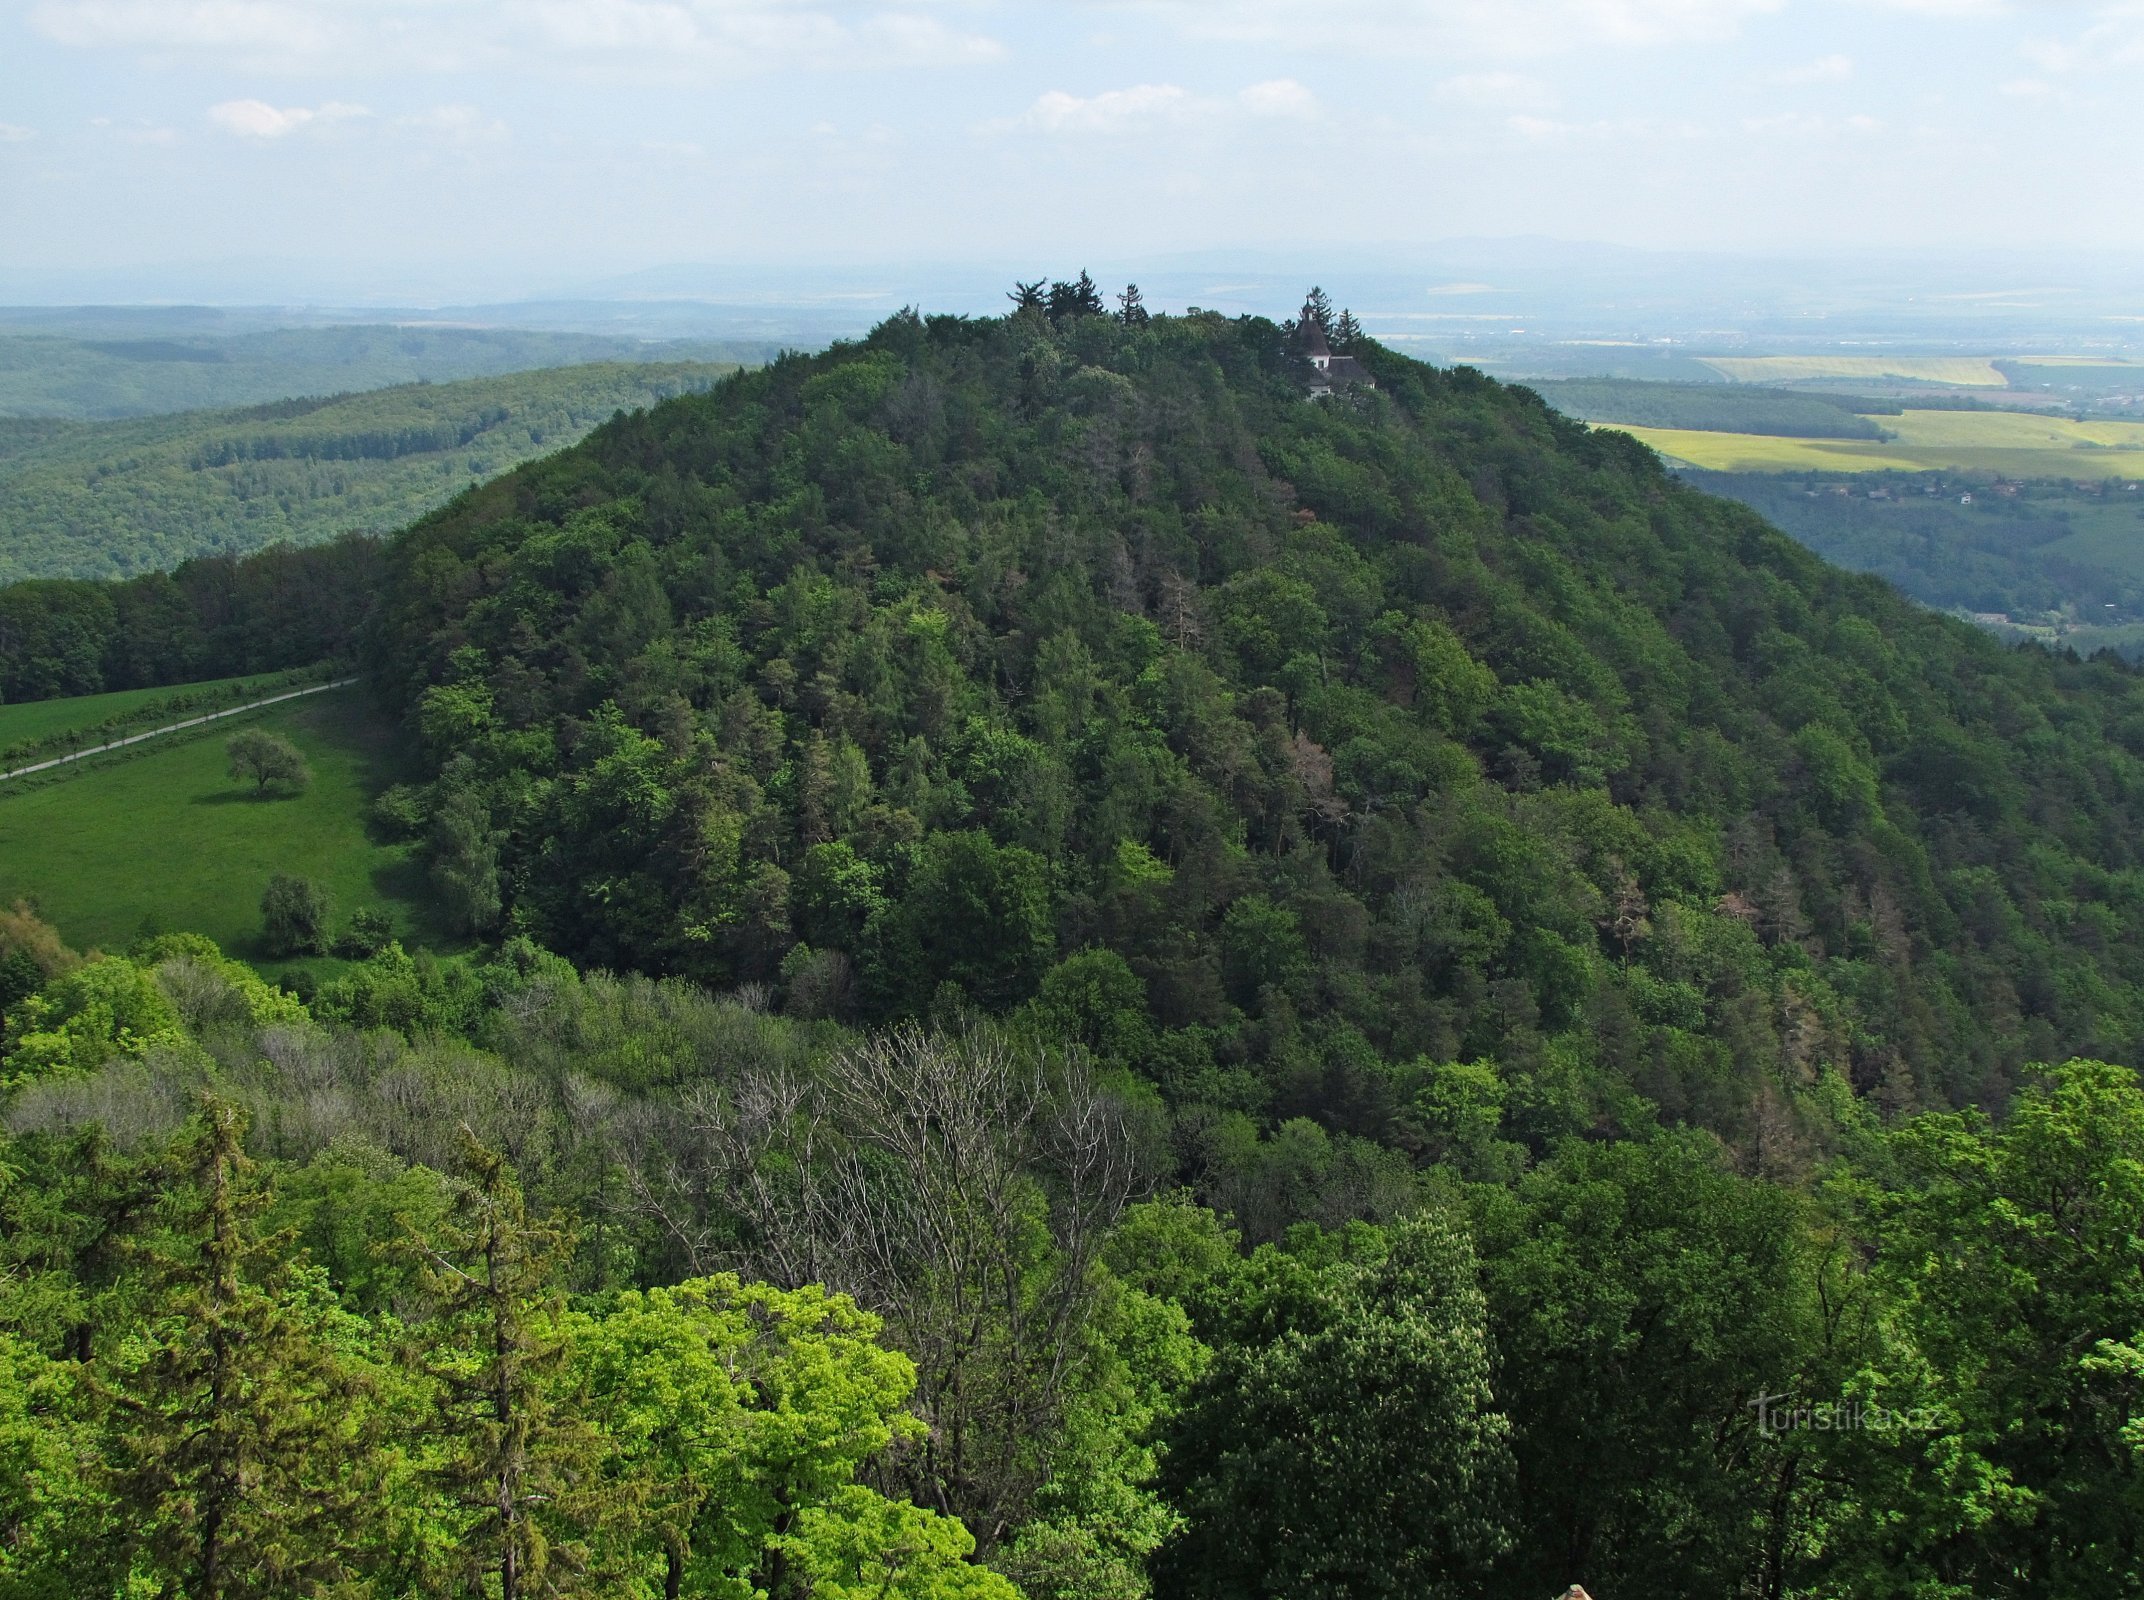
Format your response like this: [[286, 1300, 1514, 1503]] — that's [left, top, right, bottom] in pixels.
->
[[0, 362, 739, 582], [5, 292, 2144, 1596], [0, 534, 379, 703]]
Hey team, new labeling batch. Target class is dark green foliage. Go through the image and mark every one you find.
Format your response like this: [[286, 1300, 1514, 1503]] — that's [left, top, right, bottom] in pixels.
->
[[1156, 1211, 1512, 1599], [1534, 378, 1894, 438], [365, 304, 2144, 1163], [0, 535, 382, 705], [258, 875, 334, 959]]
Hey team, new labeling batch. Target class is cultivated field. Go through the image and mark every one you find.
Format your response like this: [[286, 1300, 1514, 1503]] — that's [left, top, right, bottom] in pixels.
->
[[1613, 409, 2144, 479], [0, 689, 437, 964], [1698, 355, 2010, 387]]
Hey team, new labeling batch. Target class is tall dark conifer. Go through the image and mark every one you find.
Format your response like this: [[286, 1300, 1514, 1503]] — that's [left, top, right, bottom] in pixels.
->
[[100, 1099, 389, 1600], [412, 1133, 632, 1600]]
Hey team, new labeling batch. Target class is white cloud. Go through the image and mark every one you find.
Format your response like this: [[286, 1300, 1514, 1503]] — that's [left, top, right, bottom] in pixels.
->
[[394, 104, 508, 142], [1108, 0, 1788, 59], [33, 1, 346, 59], [0, 123, 37, 141], [1741, 110, 1884, 134], [1023, 83, 1196, 133], [1238, 77, 1317, 116], [1770, 52, 1854, 83], [1010, 77, 1319, 136], [1435, 71, 1558, 109], [207, 96, 366, 136], [31, 0, 1005, 77]]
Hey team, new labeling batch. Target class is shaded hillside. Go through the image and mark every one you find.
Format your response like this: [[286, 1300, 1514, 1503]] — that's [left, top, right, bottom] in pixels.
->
[[375, 303, 2144, 1153], [0, 361, 740, 581]]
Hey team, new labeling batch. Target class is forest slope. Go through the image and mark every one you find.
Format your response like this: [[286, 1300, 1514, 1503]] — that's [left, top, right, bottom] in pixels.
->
[[0, 361, 739, 581], [370, 302, 2144, 1152]]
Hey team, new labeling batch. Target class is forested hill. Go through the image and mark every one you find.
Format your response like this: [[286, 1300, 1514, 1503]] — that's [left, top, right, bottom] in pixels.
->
[[0, 360, 739, 582], [375, 301, 2144, 1146]]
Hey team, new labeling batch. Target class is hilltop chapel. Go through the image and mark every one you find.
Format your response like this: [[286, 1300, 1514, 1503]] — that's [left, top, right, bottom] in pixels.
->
[[1298, 299, 1374, 396]]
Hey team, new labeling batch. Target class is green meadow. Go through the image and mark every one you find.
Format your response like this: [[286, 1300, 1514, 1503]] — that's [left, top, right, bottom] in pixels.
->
[[0, 671, 295, 755], [0, 686, 440, 966]]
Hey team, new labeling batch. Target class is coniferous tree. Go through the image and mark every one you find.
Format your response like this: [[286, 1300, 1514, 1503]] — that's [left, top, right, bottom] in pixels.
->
[[1117, 283, 1150, 327], [1333, 309, 1362, 351], [99, 1100, 395, 1600], [412, 1132, 634, 1600], [1007, 281, 1045, 313], [1302, 286, 1336, 336]]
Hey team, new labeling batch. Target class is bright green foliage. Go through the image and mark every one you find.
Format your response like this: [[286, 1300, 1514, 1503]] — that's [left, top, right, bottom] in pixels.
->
[[574, 1276, 1015, 1599], [1816, 1059, 2144, 1595], [0, 954, 185, 1083], [0, 1327, 109, 1598]]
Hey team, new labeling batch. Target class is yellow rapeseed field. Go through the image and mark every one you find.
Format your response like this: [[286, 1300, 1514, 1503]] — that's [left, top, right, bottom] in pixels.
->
[[1607, 410, 2144, 480]]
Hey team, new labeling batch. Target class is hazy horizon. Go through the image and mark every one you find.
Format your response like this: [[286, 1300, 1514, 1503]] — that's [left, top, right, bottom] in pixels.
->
[[6, 0, 2144, 307]]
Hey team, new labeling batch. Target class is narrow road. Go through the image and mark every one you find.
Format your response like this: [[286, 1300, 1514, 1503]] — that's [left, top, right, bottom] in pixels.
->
[[0, 677, 359, 784]]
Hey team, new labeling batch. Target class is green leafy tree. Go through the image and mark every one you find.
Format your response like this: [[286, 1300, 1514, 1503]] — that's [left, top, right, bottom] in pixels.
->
[[258, 874, 334, 958], [1468, 1132, 1829, 1597], [429, 786, 503, 934], [1815, 1060, 2144, 1596], [1156, 1211, 1514, 1599], [223, 727, 311, 797]]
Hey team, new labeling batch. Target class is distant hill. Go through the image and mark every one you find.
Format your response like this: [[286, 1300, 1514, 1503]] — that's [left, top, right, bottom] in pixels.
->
[[0, 361, 741, 581], [0, 321, 768, 420]]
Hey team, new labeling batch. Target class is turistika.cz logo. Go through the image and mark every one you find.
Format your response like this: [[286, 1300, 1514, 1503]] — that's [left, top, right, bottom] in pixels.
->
[[1748, 1391, 1941, 1439]]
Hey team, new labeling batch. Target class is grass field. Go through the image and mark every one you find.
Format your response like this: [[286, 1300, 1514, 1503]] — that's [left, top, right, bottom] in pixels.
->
[[1613, 410, 2144, 479], [1698, 356, 2011, 387], [0, 672, 294, 752], [0, 688, 442, 967]]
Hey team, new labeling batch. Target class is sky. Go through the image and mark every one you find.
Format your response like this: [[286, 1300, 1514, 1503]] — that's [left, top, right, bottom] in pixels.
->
[[2, 0, 2142, 303]]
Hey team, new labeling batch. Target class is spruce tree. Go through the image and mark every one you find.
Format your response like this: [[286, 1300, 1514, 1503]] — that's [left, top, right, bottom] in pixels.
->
[[100, 1099, 392, 1600], [1333, 308, 1362, 351], [1303, 286, 1336, 336], [412, 1132, 634, 1600]]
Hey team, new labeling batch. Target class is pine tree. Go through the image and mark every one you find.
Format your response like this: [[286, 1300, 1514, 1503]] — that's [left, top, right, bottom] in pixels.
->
[[1333, 308, 1362, 351], [1303, 286, 1336, 336], [1117, 283, 1150, 327], [100, 1099, 394, 1600], [412, 1132, 634, 1600], [1007, 281, 1045, 313]]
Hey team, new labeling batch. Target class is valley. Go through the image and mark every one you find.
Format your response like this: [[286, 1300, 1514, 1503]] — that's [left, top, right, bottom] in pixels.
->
[[0, 685, 432, 967]]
